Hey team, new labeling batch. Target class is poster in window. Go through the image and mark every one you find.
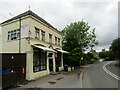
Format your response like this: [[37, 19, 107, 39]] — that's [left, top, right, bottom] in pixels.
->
[[21, 25, 29, 38]]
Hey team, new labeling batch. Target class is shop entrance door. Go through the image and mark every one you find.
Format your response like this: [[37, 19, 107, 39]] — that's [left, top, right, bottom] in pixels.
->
[[49, 59, 53, 71]]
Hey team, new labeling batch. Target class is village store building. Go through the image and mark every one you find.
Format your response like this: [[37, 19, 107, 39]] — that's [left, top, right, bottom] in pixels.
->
[[0, 10, 68, 81]]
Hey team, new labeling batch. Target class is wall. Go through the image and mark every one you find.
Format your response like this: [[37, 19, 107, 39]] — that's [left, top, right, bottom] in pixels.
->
[[0, 16, 30, 53], [29, 16, 62, 48]]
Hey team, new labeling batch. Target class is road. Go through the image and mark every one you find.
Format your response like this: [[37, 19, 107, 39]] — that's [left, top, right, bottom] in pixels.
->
[[82, 61, 120, 88]]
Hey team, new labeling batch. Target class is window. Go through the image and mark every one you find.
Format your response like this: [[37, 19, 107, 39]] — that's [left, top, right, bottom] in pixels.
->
[[49, 34, 52, 44], [8, 31, 11, 41], [35, 27, 40, 39], [8, 29, 20, 41], [33, 49, 47, 72], [58, 38, 60, 46], [55, 36, 57, 45], [41, 52, 47, 70], [55, 52, 62, 67], [41, 30, 45, 41]]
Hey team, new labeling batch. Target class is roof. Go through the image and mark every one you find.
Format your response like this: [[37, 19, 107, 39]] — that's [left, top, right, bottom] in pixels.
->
[[0, 10, 61, 33]]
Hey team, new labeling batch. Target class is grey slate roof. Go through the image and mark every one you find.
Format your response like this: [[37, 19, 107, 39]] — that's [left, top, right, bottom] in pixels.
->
[[0, 10, 60, 33]]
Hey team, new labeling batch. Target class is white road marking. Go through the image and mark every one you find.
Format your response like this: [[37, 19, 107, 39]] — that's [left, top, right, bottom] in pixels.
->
[[103, 61, 120, 80]]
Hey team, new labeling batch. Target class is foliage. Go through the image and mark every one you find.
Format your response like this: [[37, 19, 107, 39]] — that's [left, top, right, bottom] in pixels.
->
[[82, 53, 94, 65], [62, 20, 98, 66], [110, 38, 120, 60], [99, 50, 115, 61], [88, 28, 99, 49], [99, 51, 109, 59]]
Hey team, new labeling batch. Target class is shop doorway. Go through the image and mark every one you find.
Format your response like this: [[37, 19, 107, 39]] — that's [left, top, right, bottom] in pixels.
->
[[49, 58, 53, 71]]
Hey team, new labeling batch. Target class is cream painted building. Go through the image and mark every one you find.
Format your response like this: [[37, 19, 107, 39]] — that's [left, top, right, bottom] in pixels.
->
[[0, 10, 68, 81]]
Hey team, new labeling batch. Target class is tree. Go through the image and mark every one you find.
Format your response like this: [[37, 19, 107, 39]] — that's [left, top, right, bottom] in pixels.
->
[[88, 28, 99, 50], [62, 20, 98, 66], [110, 38, 120, 60], [82, 52, 94, 65], [99, 51, 108, 59]]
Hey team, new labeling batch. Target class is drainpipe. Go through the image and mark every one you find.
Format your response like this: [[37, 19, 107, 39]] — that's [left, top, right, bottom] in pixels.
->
[[19, 17, 21, 53]]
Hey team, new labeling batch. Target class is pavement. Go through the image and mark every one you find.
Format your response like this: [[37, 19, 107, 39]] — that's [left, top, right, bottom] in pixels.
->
[[82, 61, 119, 88], [8, 66, 85, 89]]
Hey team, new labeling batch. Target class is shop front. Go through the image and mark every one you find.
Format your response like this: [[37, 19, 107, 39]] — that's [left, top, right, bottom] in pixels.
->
[[27, 44, 68, 80], [32, 45, 56, 77]]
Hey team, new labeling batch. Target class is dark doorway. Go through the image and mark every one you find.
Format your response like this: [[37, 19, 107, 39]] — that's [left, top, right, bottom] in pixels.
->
[[49, 59, 53, 71]]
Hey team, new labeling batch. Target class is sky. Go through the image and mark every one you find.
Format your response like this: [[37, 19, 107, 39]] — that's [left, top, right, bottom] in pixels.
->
[[0, 0, 119, 52]]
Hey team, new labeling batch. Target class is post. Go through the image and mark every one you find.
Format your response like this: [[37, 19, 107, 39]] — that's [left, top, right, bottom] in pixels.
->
[[61, 53, 64, 70], [53, 53, 56, 72], [47, 52, 50, 74]]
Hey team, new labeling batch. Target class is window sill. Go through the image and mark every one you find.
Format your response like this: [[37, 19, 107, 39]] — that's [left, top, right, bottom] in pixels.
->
[[33, 69, 47, 73]]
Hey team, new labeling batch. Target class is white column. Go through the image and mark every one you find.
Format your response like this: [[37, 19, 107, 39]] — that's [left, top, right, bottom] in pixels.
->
[[61, 53, 64, 70], [26, 52, 34, 80], [47, 52, 50, 74], [53, 52, 56, 72]]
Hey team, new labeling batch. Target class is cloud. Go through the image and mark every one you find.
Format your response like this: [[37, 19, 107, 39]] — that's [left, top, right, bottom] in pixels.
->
[[0, 0, 118, 51]]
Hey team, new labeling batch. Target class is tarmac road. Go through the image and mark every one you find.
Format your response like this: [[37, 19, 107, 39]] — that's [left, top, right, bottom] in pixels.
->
[[82, 61, 120, 88]]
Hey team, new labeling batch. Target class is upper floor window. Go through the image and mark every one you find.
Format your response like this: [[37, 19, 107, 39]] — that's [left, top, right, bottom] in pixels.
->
[[35, 27, 40, 39], [58, 38, 60, 46], [8, 29, 20, 41], [41, 30, 45, 41], [49, 34, 52, 44], [55, 36, 57, 45]]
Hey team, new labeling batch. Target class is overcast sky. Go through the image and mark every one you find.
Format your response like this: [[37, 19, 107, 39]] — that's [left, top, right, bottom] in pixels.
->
[[0, 0, 119, 52]]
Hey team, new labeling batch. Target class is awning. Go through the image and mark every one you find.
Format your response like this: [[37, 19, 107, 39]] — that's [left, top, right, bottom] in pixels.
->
[[56, 49, 69, 53], [32, 45, 55, 52]]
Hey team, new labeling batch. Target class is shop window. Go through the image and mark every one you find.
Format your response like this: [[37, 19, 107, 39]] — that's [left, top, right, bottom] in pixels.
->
[[33, 49, 47, 72], [41, 52, 47, 70]]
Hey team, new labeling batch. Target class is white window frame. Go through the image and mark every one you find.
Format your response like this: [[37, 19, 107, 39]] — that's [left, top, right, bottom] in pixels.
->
[[58, 38, 60, 46], [41, 30, 45, 41], [49, 34, 52, 44], [8, 29, 20, 41], [35, 27, 40, 39]]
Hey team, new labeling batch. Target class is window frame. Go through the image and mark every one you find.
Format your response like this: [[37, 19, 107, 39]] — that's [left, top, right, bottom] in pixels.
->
[[35, 27, 40, 39], [49, 34, 52, 44], [55, 36, 57, 45], [33, 49, 47, 73], [7, 29, 20, 41], [58, 38, 60, 46], [41, 30, 45, 41]]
